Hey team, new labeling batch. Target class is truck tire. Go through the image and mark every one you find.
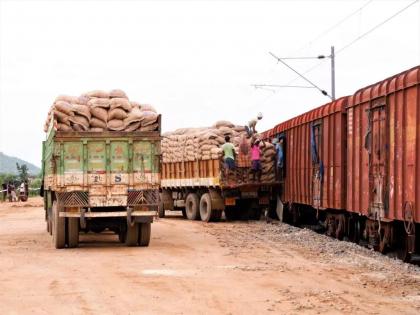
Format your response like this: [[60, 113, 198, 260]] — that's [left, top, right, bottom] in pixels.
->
[[118, 229, 126, 243], [125, 223, 139, 246], [158, 201, 165, 218], [185, 193, 199, 220], [47, 214, 52, 234], [138, 222, 151, 246], [199, 193, 213, 222], [67, 218, 79, 248], [52, 201, 66, 249]]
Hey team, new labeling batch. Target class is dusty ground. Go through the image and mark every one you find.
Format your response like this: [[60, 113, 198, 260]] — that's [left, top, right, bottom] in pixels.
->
[[1, 198, 420, 314]]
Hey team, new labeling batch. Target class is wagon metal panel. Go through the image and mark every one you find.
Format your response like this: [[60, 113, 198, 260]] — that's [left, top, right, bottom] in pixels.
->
[[270, 98, 347, 210], [346, 66, 420, 223]]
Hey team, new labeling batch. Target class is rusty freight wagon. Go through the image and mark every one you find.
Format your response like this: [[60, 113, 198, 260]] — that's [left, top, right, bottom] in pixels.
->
[[262, 98, 347, 227], [346, 66, 420, 260], [160, 158, 278, 222], [41, 117, 161, 248]]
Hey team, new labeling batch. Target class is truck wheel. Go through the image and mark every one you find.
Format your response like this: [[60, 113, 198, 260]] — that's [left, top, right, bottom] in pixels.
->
[[158, 201, 165, 218], [118, 229, 126, 243], [125, 223, 139, 246], [52, 201, 66, 249], [138, 222, 151, 247], [199, 193, 213, 222], [185, 193, 199, 220], [67, 218, 79, 248]]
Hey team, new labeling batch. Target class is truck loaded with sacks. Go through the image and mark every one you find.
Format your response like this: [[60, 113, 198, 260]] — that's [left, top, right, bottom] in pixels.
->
[[41, 89, 161, 248], [160, 120, 279, 222]]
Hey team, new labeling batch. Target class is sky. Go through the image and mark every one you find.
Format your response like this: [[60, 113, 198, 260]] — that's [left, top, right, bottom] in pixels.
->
[[0, 0, 419, 167]]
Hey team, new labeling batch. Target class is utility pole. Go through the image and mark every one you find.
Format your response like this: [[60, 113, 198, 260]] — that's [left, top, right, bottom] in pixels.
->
[[255, 46, 337, 101], [331, 46, 335, 100]]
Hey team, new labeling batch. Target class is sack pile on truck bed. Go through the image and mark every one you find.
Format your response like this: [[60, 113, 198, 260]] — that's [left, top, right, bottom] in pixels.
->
[[43, 89, 159, 133], [161, 120, 277, 183]]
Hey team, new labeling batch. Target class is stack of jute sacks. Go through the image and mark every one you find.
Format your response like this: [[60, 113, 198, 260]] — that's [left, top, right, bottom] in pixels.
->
[[161, 120, 277, 183], [43, 89, 159, 133]]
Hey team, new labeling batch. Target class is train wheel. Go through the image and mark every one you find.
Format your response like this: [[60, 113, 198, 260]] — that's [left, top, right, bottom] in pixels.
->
[[185, 193, 200, 220], [52, 201, 66, 249], [199, 193, 213, 222], [335, 215, 345, 240], [397, 234, 412, 263]]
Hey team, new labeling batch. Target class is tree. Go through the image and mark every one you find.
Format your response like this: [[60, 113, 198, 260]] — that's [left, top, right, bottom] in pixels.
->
[[16, 163, 29, 183]]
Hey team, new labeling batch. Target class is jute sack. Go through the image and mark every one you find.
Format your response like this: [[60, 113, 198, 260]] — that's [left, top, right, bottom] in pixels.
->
[[72, 123, 85, 132], [55, 95, 79, 104], [84, 90, 110, 99], [69, 115, 90, 131], [107, 119, 125, 131], [53, 110, 71, 124], [140, 104, 157, 113], [57, 123, 73, 132], [213, 120, 234, 129], [140, 123, 159, 132], [72, 104, 91, 120], [88, 98, 111, 109], [124, 107, 144, 124], [233, 126, 246, 132], [54, 101, 75, 116], [109, 89, 128, 99], [90, 107, 108, 122], [130, 101, 141, 109], [90, 117, 107, 129], [108, 108, 128, 120], [126, 121, 141, 132], [263, 148, 276, 157], [110, 98, 132, 111], [77, 95, 90, 105]]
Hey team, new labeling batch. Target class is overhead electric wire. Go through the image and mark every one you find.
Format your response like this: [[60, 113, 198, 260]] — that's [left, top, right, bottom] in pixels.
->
[[336, 0, 419, 54], [292, 0, 374, 55], [286, 0, 419, 85]]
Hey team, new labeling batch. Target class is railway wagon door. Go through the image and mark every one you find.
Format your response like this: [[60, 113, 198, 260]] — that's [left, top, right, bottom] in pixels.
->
[[366, 99, 388, 219], [311, 121, 322, 209]]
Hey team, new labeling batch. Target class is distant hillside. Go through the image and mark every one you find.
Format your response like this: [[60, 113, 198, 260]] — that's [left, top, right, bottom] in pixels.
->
[[0, 152, 41, 175]]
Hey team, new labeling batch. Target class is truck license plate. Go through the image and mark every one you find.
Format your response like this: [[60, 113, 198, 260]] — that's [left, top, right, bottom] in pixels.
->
[[225, 198, 236, 206]]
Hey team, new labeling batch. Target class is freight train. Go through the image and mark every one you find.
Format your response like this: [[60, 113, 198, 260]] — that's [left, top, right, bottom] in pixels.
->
[[261, 66, 420, 262]]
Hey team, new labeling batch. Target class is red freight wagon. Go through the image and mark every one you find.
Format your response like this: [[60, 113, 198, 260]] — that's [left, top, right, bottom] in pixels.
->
[[268, 97, 347, 221], [346, 66, 420, 258]]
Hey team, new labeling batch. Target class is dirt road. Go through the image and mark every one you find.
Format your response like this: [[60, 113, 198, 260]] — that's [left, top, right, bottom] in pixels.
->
[[1, 198, 420, 314]]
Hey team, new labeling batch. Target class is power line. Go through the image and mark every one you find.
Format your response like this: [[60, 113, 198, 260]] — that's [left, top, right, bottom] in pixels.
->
[[287, 0, 419, 84], [291, 0, 374, 55], [252, 84, 315, 89], [337, 0, 419, 54]]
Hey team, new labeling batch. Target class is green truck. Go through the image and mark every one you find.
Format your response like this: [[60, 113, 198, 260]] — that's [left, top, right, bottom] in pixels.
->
[[41, 117, 161, 248]]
